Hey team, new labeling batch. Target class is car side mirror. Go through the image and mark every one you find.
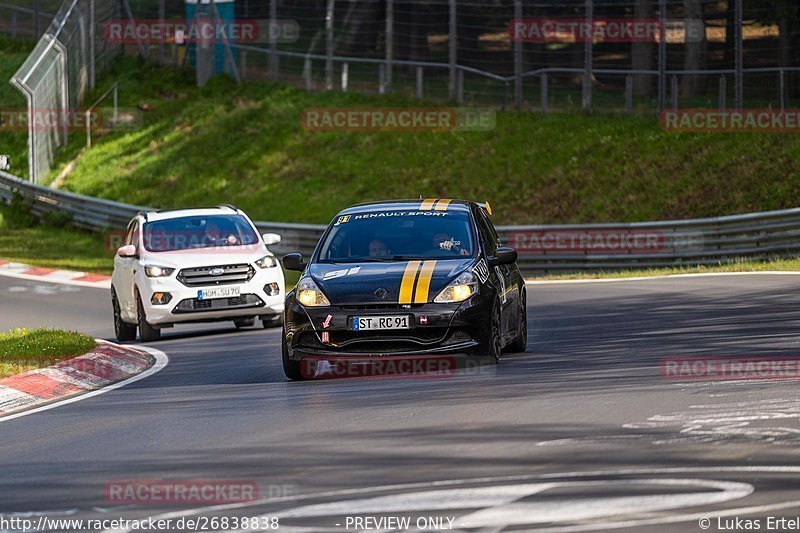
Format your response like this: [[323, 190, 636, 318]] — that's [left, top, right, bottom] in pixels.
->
[[489, 246, 517, 267], [262, 233, 282, 246], [282, 253, 306, 272], [117, 244, 137, 258]]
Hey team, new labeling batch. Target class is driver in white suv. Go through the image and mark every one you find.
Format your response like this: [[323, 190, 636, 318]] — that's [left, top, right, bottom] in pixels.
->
[[111, 206, 285, 341]]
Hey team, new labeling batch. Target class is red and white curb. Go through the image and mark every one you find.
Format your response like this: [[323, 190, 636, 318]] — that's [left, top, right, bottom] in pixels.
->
[[0, 340, 163, 419], [0, 260, 111, 289]]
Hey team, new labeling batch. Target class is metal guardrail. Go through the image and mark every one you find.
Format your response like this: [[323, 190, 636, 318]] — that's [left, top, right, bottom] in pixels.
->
[[2, 171, 799, 275]]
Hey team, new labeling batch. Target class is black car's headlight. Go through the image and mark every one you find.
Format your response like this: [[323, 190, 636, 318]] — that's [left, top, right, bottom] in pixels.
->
[[144, 265, 175, 278], [255, 255, 279, 268], [434, 271, 478, 303], [296, 277, 331, 307]]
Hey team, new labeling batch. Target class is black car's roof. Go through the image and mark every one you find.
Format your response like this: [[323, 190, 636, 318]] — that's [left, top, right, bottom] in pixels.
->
[[339, 199, 475, 216]]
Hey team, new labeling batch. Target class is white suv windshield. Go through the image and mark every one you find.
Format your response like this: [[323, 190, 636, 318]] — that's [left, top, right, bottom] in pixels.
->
[[143, 215, 259, 252]]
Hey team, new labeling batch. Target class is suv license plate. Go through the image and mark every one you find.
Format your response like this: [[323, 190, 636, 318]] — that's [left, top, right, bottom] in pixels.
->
[[197, 287, 241, 300]]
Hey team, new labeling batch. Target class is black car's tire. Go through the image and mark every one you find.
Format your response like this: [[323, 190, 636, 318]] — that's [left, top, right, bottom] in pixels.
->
[[261, 314, 283, 329], [112, 288, 137, 342], [234, 317, 256, 329], [478, 299, 502, 363], [282, 332, 304, 381], [507, 289, 528, 353], [136, 290, 161, 342]]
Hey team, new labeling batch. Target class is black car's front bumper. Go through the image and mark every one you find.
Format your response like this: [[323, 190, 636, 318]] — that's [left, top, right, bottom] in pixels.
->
[[284, 295, 489, 361]]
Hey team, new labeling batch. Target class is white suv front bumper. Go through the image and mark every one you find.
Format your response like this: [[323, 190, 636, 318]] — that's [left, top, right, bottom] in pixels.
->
[[137, 265, 285, 325]]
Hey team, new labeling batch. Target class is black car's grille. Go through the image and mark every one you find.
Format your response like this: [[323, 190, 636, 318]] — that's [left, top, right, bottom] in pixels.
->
[[172, 294, 264, 313], [296, 328, 475, 353], [177, 264, 254, 287]]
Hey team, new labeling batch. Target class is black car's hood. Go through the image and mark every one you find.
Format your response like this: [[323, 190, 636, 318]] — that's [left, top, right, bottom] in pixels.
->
[[309, 258, 475, 305]]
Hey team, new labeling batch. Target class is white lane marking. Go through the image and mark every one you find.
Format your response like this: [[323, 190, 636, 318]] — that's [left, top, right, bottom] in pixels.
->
[[526, 271, 800, 285], [101, 467, 800, 533], [0, 344, 168, 424], [623, 397, 800, 445], [272, 478, 751, 530], [526, 498, 800, 533], [0, 270, 110, 289]]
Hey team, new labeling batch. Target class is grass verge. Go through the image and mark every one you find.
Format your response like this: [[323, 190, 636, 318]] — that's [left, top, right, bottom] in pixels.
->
[[533, 257, 800, 281], [0, 328, 96, 379], [0, 203, 114, 274]]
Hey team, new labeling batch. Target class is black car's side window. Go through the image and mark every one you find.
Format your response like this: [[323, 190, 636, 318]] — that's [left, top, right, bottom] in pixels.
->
[[475, 210, 498, 256]]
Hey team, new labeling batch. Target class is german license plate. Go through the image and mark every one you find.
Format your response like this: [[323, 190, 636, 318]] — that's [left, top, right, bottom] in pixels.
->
[[352, 315, 410, 331], [197, 286, 241, 300]]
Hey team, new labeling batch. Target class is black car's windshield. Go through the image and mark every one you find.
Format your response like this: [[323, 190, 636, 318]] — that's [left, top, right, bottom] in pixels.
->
[[143, 215, 259, 252], [318, 208, 475, 262]]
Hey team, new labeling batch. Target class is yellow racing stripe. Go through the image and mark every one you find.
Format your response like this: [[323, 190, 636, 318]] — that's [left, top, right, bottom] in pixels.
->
[[433, 199, 451, 211], [419, 198, 437, 210], [398, 261, 421, 304], [414, 260, 437, 303]]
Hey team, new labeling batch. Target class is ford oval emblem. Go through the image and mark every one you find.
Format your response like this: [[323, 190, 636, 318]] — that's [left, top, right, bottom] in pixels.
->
[[209, 267, 225, 276]]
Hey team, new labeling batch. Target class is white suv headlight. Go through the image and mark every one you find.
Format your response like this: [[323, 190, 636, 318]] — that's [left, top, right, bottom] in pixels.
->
[[296, 277, 331, 307], [255, 255, 279, 268], [434, 271, 478, 303], [144, 265, 175, 278]]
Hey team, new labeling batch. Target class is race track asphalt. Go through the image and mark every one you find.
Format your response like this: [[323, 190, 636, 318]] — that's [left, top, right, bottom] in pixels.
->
[[2, 273, 800, 532]]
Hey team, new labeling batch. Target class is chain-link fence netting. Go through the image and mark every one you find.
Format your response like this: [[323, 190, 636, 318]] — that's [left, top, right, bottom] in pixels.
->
[[2, 0, 800, 180]]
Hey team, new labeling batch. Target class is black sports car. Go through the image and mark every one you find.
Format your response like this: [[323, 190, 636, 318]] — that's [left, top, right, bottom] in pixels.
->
[[280, 199, 527, 380]]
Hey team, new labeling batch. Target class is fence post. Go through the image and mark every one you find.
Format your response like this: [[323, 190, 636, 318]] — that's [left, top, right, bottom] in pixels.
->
[[582, 0, 593, 110], [734, 0, 743, 108], [718, 75, 726, 111], [513, 0, 522, 110], [304, 57, 312, 91], [779, 70, 785, 111], [385, 0, 393, 94], [625, 74, 633, 114], [448, 0, 456, 100], [158, 0, 165, 65], [113, 84, 118, 121], [90, 0, 96, 89], [11, 10, 16, 39], [342, 62, 348, 92], [671, 75, 678, 110], [34, 0, 39, 37], [325, 0, 334, 90], [270, 0, 279, 81], [540, 73, 548, 113], [416, 66, 423, 99], [379, 63, 386, 94], [456, 69, 464, 103], [658, 0, 666, 112], [86, 110, 92, 149]]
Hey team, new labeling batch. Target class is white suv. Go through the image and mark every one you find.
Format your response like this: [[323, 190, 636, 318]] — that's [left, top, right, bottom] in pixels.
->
[[111, 206, 285, 342]]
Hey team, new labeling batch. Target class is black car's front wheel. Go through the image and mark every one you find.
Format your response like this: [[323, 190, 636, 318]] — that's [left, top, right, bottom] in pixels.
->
[[282, 331, 305, 381], [478, 299, 502, 363]]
